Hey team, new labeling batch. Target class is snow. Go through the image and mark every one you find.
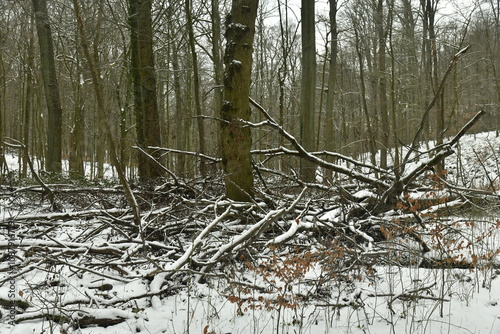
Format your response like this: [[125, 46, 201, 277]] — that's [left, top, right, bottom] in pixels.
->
[[231, 60, 242, 67], [2, 132, 500, 333], [228, 23, 248, 31]]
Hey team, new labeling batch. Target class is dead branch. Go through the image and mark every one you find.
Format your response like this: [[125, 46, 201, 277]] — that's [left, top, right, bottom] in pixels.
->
[[198, 187, 307, 272], [249, 98, 389, 189], [147, 146, 221, 163], [379, 109, 486, 209]]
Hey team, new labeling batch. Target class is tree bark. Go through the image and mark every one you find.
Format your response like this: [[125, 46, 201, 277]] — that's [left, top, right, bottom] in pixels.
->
[[299, 0, 317, 182], [211, 0, 224, 160], [32, 0, 63, 173], [221, 0, 259, 201]]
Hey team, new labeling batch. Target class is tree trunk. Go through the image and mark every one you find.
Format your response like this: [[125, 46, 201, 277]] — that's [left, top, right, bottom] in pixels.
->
[[171, 40, 186, 177], [32, 0, 62, 173], [300, 0, 316, 181], [0, 38, 6, 173], [211, 0, 224, 161], [376, 0, 389, 169], [221, 0, 259, 201], [129, 0, 162, 180], [354, 28, 377, 167], [22, 23, 35, 177], [185, 0, 207, 177], [324, 0, 338, 181]]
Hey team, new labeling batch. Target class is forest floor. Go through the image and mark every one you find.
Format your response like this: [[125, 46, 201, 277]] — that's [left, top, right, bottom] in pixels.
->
[[1, 131, 500, 334]]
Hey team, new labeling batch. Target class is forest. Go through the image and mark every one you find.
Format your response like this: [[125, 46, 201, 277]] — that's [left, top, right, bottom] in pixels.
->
[[1, 0, 500, 333]]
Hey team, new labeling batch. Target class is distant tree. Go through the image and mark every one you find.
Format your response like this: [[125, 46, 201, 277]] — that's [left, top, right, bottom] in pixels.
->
[[221, 0, 259, 201], [129, 0, 162, 180], [32, 0, 62, 173]]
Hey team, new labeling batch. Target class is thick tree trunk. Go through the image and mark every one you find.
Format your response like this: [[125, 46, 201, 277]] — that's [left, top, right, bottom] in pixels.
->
[[32, 0, 62, 173], [300, 0, 316, 182], [221, 0, 259, 201], [211, 0, 224, 160], [129, 0, 162, 180]]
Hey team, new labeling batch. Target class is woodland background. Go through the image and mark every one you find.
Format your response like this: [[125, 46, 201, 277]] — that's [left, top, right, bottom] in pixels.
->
[[0, 0, 498, 183]]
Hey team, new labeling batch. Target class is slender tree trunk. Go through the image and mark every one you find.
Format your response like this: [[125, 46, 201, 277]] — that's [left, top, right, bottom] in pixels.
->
[[376, 0, 389, 169], [22, 24, 35, 177], [171, 41, 186, 177], [0, 36, 6, 173], [388, 3, 400, 179], [185, 0, 207, 177], [277, 0, 290, 171], [129, 0, 163, 180], [424, 0, 445, 172], [69, 81, 85, 175], [300, 0, 316, 181], [324, 0, 338, 181], [94, 0, 106, 178], [354, 28, 377, 167], [420, 0, 432, 147], [32, 0, 62, 173], [73, 0, 108, 178], [221, 0, 259, 201]]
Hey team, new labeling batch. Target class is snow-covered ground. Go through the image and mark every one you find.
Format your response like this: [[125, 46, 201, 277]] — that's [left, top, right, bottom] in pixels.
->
[[1, 132, 500, 334]]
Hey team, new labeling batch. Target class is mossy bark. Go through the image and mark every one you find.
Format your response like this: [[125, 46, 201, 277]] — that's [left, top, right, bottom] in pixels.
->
[[221, 0, 259, 201]]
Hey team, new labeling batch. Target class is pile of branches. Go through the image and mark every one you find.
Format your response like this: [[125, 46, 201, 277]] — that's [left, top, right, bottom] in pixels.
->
[[0, 104, 497, 328]]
